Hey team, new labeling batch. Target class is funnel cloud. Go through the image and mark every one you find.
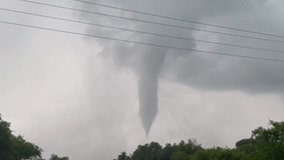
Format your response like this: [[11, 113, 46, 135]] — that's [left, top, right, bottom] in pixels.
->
[[137, 51, 165, 135], [138, 76, 158, 135]]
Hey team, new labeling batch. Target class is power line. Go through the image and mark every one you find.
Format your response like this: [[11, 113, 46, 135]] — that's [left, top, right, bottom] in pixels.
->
[[1, 7, 284, 55], [0, 19, 284, 63], [75, 0, 284, 39], [19, 0, 284, 43]]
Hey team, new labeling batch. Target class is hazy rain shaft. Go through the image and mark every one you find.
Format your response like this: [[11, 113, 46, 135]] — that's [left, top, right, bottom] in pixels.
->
[[79, 0, 283, 135]]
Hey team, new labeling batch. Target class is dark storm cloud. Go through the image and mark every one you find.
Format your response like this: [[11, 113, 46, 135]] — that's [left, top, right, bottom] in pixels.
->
[[79, 0, 284, 134]]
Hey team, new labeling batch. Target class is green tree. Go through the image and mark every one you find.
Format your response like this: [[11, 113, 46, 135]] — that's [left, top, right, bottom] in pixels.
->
[[235, 138, 252, 148], [176, 139, 202, 155], [251, 120, 284, 144], [131, 142, 162, 160], [11, 135, 42, 160], [235, 120, 284, 160], [49, 154, 69, 160], [117, 152, 130, 160], [159, 143, 175, 160], [0, 114, 42, 160], [0, 115, 12, 159], [171, 151, 188, 160]]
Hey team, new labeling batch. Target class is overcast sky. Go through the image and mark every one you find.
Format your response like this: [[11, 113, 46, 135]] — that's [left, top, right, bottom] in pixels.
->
[[1, 0, 284, 159]]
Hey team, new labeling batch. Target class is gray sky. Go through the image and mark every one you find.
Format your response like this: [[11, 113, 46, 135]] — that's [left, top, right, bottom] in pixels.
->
[[1, 0, 284, 159]]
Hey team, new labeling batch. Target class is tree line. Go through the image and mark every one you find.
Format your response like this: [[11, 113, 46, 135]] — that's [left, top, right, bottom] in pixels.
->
[[1, 113, 284, 160], [115, 120, 284, 160]]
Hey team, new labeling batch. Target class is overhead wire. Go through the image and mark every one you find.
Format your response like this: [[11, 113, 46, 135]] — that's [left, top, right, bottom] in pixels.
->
[[0, 20, 284, 63], [18, 0, 284, 43], [1, 7, 284, 54], [74, 0, 284, 39]]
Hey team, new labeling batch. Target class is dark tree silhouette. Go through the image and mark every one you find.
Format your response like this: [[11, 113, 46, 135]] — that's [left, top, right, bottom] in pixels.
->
[[0, 115, 42, 160]]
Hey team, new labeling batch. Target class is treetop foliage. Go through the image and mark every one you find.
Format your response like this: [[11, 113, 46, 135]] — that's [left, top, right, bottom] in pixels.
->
[[0, 115, 42, 160]]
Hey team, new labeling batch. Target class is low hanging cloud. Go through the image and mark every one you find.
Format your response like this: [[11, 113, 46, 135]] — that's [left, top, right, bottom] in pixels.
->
[[79, 0, 284, 134]]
